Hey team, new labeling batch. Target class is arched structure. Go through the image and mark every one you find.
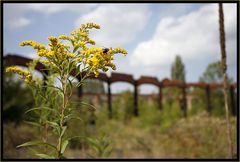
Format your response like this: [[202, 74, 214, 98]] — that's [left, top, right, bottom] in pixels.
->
[[3, 54, 237, 118]]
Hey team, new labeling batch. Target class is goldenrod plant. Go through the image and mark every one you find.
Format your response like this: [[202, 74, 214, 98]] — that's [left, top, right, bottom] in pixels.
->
[[6, 22, 127, 159]]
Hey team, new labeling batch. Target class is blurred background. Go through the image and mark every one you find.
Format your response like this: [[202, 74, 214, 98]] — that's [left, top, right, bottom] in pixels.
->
[[2, 3, 237, 159]]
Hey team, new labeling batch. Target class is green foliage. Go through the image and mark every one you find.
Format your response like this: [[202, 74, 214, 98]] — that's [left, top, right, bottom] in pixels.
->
[[171, 55, 185, 83], [82, 79, 105, 93], [3, 92, 237, 158], [188, 88, 206, 116], [111, 90, 134, 121], [3, 64, 34, 124], [199, 61, 234, 83], [197, 61, 235, 117], [87, 134, 112, 158]]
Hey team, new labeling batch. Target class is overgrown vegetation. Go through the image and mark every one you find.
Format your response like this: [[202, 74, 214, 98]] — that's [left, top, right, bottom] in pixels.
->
[[3, 72, 237, 158], [3, 43, 236, 159]]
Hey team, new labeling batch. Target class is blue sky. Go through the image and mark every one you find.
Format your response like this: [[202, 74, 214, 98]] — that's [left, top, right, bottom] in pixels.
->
[[3, 3, 237, 93]]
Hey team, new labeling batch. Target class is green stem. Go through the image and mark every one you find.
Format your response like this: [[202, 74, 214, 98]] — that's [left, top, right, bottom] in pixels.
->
[[57, 73, 69, 159]]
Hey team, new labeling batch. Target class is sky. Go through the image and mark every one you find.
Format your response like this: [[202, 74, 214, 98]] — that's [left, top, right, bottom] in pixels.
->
[[3, 3, 237, 94]]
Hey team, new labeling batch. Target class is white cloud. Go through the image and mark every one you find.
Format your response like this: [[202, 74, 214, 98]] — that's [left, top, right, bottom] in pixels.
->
[[25, 4, 66, 14], [7, 17, 30, 29], [75, 4, 151, 47], [4, 4, 31, 30], [22, 51, 38, 59], [25, 3, 97, 14], [130, 4, 237, 68], [4, 4, 97, 30]]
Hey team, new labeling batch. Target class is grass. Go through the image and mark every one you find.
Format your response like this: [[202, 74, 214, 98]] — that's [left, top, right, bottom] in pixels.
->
[[3, 93, 237, 159]]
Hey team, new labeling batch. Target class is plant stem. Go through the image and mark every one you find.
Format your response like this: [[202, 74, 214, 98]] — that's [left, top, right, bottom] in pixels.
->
[[57, 72, 69, 158], [218, 3, 233, 158]]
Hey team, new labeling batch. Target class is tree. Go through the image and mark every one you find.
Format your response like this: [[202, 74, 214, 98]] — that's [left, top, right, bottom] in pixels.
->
[[199, 61, 233, 83], [198, 61, 234, 116], [170, 55, 186, 116], [171, 55, 186, 83]]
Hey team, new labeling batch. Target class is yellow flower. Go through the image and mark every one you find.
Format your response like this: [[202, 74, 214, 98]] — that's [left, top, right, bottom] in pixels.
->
[[6, 66, 34, 84], [67, 53, 77, 59], [79, 32, 88, 37], [87, 39, 95, 45], [37, 49, 48, 57], [76, 42, 86, 48], [93, 71, 100, 77], [48, 36, 58, 46], [46, 51, 55, 58], [19, 40, 45, 50], [84, 23, 100, 29], [90, 57, 99, 66], [58, 35, 72, 41], [112, 47, 128, 55], [41, 60, 50, 65], [19, 22, 127, 78]]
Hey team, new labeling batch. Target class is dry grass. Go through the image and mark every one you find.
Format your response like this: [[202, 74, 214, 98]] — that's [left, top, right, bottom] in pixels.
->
[[3, 111, 237, 159]]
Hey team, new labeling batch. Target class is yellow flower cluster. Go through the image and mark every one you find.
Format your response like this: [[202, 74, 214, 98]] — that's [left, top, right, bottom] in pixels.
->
[[6, 66, 33, 84], [17, 22, 127, 78], [83, 47, 127, 77], [20, 36, 76, 62], [19, 40, 46, 50], [69, 23, 100, 49], [112, 48, 128, 56]]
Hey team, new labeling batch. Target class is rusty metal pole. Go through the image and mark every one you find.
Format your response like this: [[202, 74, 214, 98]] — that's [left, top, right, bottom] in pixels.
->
[[78, 85, 83, 99], [205, 85, 212, 115], [182, 85, 187, 118], [229, 85, 235, 116], [134, 81, 139, 116], [158, 84, 163, 111], [107, 79, 112, 119], [42, 70, 48, 91]]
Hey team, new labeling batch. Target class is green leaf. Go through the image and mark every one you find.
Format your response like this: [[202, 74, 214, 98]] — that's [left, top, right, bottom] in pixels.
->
[[25, 107, 57, 114], [24, 121, 41, 127], [70, 116, 82, 122], [61, 140, 69, 154], [64, 114, 82, 123], [60, 126, 67, 138], [73, 46, 79, 53], [86, 138, 100, 151], [46, 121, 61, 136], [70, 40, 75, 47], [79, 101, 96, 111], [42, 85, 64, 94], [67, 135, 86, 142], [16, 140, 57, 150], [35, 153, 55, 159], [46, 121, 59, 128], [67, 78, 73, 92], [68, 61, 76, 74]]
